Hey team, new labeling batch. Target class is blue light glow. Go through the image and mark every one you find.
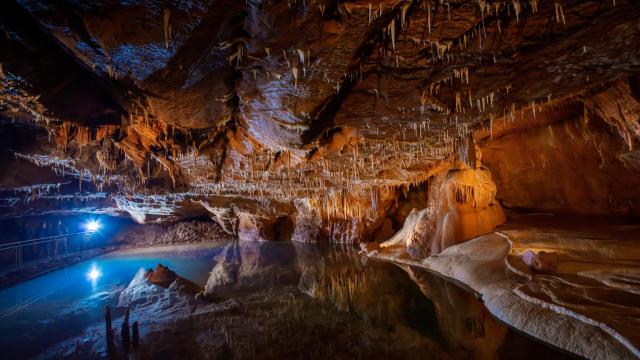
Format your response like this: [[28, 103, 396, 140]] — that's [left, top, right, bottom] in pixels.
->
[[86, 264, 102, 286], [83, 220, 101, 233]]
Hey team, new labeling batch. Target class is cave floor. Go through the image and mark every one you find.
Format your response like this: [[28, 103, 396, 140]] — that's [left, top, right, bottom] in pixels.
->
[[369, 214, 640, 359]]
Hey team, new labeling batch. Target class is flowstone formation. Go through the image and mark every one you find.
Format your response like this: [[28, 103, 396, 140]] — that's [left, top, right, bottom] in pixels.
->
[[382, 141, 505, 257], [0, 0, 639, 245]]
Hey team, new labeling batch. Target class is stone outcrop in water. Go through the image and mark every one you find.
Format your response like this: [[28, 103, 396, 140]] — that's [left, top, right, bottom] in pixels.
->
[[118, 268, 240, 322], [144, 263, 204, 296]]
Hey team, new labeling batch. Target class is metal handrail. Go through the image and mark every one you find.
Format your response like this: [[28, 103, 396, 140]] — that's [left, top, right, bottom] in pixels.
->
[[0, 231, 98, 271], [0, 231, 93, 250]]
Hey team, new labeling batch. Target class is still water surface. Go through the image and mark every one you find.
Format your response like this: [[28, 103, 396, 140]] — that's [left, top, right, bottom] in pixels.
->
[[0, 241, 574, 359]]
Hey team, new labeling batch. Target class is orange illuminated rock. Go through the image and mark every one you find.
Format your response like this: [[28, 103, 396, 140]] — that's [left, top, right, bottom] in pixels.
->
[[431, 160, 506, 255], [145, 263, 203, 296], [144, 263, 177, 287], [382, 145, 505, 258]]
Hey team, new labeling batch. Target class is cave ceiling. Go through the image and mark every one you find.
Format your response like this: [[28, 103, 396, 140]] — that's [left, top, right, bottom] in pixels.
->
[[1, 0, 639, 222]]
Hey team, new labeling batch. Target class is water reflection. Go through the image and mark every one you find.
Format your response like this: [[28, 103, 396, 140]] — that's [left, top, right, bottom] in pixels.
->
[[405, 267, 507, 359], [204, 241, 574, 359], [0, 241, 574, 359], [0, 245, 225, 359], [86, 263, 102, 288]]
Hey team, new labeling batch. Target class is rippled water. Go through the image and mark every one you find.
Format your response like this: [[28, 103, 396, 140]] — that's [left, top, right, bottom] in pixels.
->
[[0, 241, 574, 359]]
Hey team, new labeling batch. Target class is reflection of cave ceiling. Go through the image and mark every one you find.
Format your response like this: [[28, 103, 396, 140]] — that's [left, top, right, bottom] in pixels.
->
[[1, 0, 639, 222]]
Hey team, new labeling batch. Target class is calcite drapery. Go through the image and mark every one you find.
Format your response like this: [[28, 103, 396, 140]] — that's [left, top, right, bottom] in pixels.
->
[[382, 145, 505, 257]]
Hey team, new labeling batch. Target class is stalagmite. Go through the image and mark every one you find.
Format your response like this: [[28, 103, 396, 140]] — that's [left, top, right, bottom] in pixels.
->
[[132, 321, 139, 350], [105, 306, 114, 353], [121, 307, 131, 351]]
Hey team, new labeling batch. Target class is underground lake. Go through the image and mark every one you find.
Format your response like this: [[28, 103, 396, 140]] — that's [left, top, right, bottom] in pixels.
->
[[1, 0, 639, 358], [0, 241, 577, 359]]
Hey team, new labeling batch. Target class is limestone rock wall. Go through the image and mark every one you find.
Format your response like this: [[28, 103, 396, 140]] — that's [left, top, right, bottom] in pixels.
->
[[115, 220, 233, 247], [482, 89, 640, 216]]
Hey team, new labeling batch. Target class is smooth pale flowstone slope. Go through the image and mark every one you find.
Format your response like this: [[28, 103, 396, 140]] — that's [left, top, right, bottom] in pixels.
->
[[370, 233, 638, 360]]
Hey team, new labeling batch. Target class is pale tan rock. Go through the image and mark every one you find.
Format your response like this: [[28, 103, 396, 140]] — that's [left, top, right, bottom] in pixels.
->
[[522, 250, 559, 273], [382, 146, 505, 258]]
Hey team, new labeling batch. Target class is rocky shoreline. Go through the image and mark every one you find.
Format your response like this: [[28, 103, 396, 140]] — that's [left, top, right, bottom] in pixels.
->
[[366, 231, 639, 360]]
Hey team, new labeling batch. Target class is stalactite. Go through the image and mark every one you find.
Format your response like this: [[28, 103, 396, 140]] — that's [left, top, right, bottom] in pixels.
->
[[555, 3, 566, 24], [513, 0, 521, 21], [292, 67, 299, 88], [390, 20, 396, 51], [401, 4, 409, 29], [427, 5, 432, 34], [163, 9, 171, 48]]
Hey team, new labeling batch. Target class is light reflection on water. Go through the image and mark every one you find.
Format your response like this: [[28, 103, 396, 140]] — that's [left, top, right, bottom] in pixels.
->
[[0, 241, 573, 359], [0, 243, 228, 358]]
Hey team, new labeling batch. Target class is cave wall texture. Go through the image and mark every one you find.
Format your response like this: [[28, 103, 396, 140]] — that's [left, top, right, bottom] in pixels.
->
[[482, 79, 640, 216], [1, 0, 639, 250]]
